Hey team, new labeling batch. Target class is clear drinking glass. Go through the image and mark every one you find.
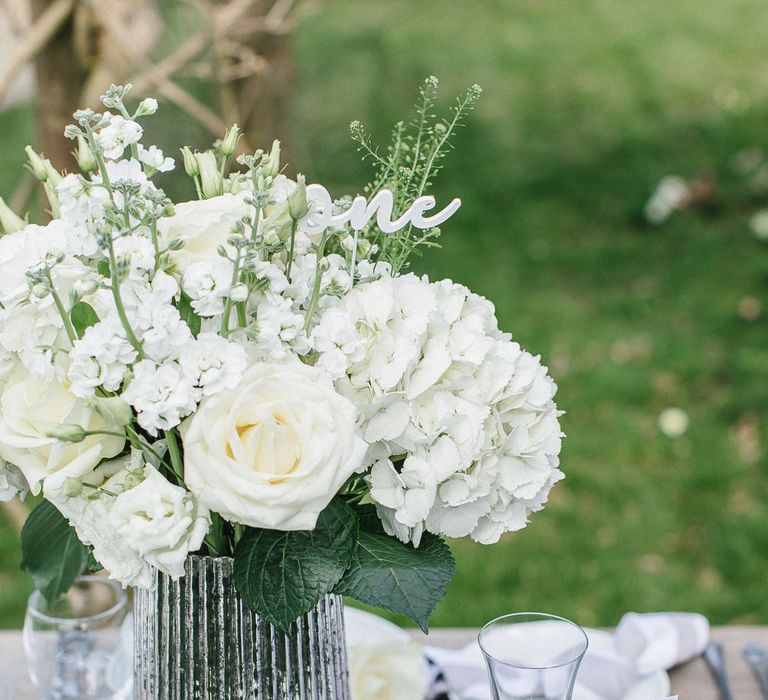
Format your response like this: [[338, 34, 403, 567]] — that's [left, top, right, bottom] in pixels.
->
[[478, 612, 588, 700], [23, 576, 132, 700]]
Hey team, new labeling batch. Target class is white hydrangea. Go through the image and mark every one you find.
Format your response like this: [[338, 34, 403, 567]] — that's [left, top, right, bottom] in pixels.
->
[[181, 259, 234, 317], [137, 144, 174, 173], [318, 274, 564, 545], [122, 360, 199, 435], [45, 451, 209, 587], [310, 307, 366, 377], [179, 332, 247, 396], [96, 114, 143, 160], [68, 320, 137, 397]]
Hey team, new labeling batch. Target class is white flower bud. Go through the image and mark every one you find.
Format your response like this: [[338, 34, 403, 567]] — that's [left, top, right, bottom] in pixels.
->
[[25, 146, 49, 181], [0, 197, 26, 234], [288, 174, 308, 220], [73, 278, 99, 297], [221, 124, 240, 157], [61, 477, 84, 497], [262, 140, 281, 178], [180, 146, 199, 177], [91, 396, 134, 427], [47, 424, 88, 443], [196, 151, 223, 199], [229, 283, 248, 303], [136, 97, 159, 117], [75, 135, 97, 173], [30, 282, 50, 299]]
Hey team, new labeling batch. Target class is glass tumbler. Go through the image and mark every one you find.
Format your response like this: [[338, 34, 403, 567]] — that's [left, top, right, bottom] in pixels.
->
[[23, 576, 132, 700], [478, 612, 588, 700]]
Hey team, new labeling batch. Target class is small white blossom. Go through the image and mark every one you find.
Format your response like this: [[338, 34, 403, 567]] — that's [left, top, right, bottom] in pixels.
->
[[181, 259, 233, 317], [57, 174, 109, 230], [310, 307, 366, 377], [68, 321, 137, 396], [136, 98, 158, 116], [96, 114, 144, 160], [113, 234, 156, 275], [138, 144, 174, 173], [122, 360, 199, 435], [180, 332, 247, 397]]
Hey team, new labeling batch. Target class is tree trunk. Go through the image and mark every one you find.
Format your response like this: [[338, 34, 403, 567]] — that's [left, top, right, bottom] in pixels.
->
[[30, 0, 87, 171]]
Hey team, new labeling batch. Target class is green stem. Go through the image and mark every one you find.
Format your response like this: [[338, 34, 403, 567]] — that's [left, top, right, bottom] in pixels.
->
[[220, 250, 242, 336], [46, 271, 77, 344], [107, 243, 144, 355], [83, 126, 114, 202], [285, 219, 299, 282], [150, 219, 160, 271], [164, 429, 184, 482], [303, 233, 330, 333]]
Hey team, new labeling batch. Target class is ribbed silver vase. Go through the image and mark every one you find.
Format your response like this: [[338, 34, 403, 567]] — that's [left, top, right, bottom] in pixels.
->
[[133, 556, 351, 699]]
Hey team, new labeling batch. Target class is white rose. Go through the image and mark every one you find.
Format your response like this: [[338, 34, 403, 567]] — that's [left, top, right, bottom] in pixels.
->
[[0, 368, 125, 493], [109, 464, 210, 578], [181, 361, 367, 530], [345, 607, 429, 700], [157, 193, 251, 273]]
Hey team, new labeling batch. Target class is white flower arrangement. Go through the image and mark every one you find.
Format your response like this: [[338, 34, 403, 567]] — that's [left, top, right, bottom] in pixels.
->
[[1, 80, 563, 631]]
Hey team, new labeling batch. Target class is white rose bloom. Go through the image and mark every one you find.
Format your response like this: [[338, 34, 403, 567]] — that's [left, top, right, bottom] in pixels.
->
[[345, 607, 429, 700], [122, 360, 199, 436], [181, 259, 234, 317], [180, 332, 247, 397], [68, 321, 137, 396], [45, 454, 154, 587], [327, 274, 563, 545], [157, 193, 251, 273], [96, 114, 144, 160], [0, 368, 125, 493], [137, 144, 175, 173], [0, 460, 29, 501], [181, 361, 367, 530], [108, 464, 209, 579]]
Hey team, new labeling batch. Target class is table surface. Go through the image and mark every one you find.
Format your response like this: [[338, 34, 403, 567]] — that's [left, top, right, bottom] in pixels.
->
[[1, 625, 766, 698]]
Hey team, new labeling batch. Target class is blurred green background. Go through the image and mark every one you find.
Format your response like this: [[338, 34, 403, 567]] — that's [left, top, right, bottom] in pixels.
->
[[2, 0, 768, 628]]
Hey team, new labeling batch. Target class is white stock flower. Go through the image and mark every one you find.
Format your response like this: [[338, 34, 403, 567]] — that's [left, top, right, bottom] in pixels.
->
[[122, 360, 199, 435], [252, 297, 309, 360], [57, 175, 109, 230], [157, 193, 251, 272], [68, 321, 137, 396], [326, 274, 563, 545], [181, 361, 366, 530], [181, 259, 233, 317], [137, 144, 174, 173], [113, 234, 156, 275], [0, 368, 125, 493], [180, 332, 247, 397], [96, 114, 143, 160], [108, 463, 209, 579]]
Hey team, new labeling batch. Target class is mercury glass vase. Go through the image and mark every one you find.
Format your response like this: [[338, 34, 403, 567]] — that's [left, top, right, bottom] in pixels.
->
[[133, 555, 351, 699]]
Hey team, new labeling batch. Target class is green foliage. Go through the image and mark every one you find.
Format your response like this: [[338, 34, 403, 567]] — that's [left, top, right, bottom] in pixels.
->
[[351, 77, 481, 273], [20, 501, 88, 606], [335, 530, 455, 632], [70, 301, 99, 338], [234, 499, 358, 632], [177, 291, 202, 337]]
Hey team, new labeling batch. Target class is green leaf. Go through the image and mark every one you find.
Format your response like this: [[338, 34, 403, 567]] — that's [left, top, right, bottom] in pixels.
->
[[178, 291, 202, 337], [70, 301, 99, 338], [20, 500, 88, 605], [234, 498, 358, 632], [334, 531, 455, 632], [96, 259, 111, 278]]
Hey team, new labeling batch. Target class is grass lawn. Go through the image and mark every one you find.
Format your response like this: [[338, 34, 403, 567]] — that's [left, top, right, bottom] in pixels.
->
[[1, 0, 768, 628]]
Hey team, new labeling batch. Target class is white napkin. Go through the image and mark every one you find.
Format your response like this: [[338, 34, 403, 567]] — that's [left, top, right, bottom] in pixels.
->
[[425, 612, 708, 700]]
